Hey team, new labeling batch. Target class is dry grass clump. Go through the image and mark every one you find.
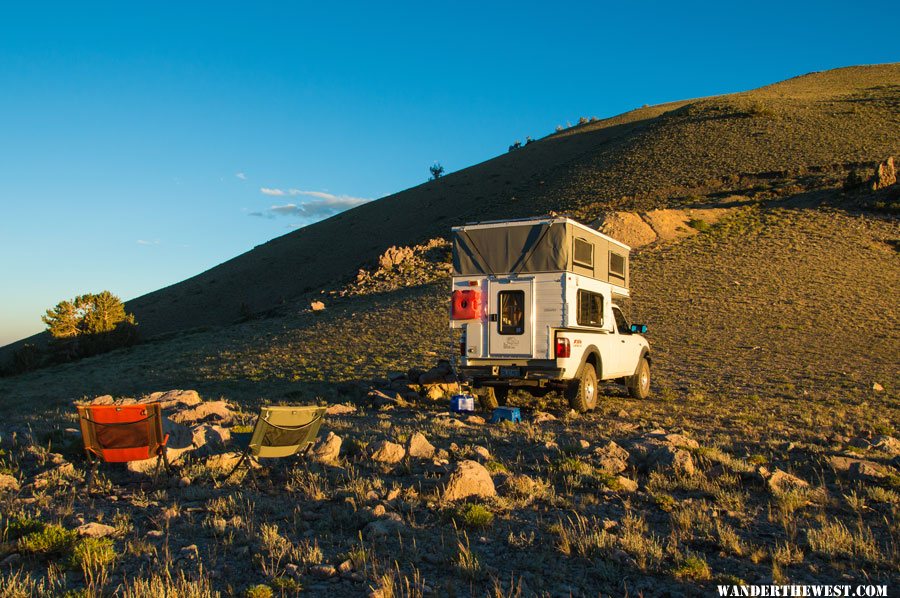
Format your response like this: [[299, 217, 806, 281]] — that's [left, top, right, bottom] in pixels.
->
[[806, 518, 882, 562], [120, 568, 219, 597]]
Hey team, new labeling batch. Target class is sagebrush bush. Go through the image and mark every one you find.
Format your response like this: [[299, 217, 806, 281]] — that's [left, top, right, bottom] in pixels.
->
[[17, 524, 78, 556]]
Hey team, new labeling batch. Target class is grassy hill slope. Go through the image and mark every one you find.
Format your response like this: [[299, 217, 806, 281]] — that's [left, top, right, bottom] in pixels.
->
[[43, 63, 900, 341]]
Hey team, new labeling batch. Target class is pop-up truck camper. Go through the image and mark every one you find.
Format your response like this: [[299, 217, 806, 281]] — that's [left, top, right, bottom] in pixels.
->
[[450, 216, 651, 412]]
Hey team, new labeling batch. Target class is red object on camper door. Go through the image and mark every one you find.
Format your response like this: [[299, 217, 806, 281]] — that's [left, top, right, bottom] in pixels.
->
[[451, 289, 481, 320]]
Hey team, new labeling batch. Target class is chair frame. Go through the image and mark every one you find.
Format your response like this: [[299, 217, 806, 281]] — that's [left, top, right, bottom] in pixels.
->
[[222, 405, 326, 483], [77, 403, 173, 490]]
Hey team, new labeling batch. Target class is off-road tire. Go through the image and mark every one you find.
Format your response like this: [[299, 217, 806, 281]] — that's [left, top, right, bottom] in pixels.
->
[[477, 386, 508, 411], [566, 363, 598, 412], [627, 357, 651, 399]]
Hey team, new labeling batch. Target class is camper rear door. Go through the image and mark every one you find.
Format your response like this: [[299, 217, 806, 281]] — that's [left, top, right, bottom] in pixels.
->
[[488, 278, 533, 357]]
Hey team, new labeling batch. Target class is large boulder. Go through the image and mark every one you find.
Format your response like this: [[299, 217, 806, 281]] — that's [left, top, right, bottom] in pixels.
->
[[628, 433, 697, 476], [311, 432, 342, 464], [442, 460, 496, 501], [872, 156, 896, 190], [764, 468, 809, 494], [370, 440, 406, 464], [77, 523, 116, 538], [169, 400, 234, 425], [142, 389, 202, 410], [407, 432, 436, 460]]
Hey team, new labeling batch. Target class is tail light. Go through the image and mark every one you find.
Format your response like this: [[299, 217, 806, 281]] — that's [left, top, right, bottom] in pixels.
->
[[451, 289, 481, 320], [555, 336, 571, 358]]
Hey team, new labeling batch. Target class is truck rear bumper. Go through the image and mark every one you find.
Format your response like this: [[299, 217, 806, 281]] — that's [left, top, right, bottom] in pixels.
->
[[459, 363, 564, 384]]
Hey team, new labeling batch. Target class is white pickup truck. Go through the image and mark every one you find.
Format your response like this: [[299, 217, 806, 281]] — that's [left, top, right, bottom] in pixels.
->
[[449, 216, 651, 412]]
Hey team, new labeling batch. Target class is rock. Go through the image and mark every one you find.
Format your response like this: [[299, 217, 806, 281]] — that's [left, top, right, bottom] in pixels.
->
[[378, 245, 415, 270], [77, 522, 116, 538], [326, 404, 357, 416], [871, 435, 900, 455], [363, 513, 406, 539], [204, 452, 259, 473], [615, 476, 639, 492], [91, 395, 116, 405], [407, 432, 435, 460], [1, 553, 21, 566], [191, 424, 231, 456], [338, 559, 354, 575], [310, 564, 337, 579], [372, 504, 386, 517], [442, 460, 496, 501], [849, 460, 889, 481], [871, 157, 896, 191], [595, 441, 630, 461], [169, 401, 234, 425], [0, 473, 20, 492], [419, 361, 453, 385], [766, 469, 809, 494], [654, 433, 699, 450], [466, 415, 486, 425], [386, 488, 401, 501], [312, 432, 342, 464], [143, 389, 202, 410], [596, 456, 628, 475], [472, 446, 491, 461], [311, 301, 326, 311], [532, 411, 556, 424], [179, 545, 199, 561], [872, 382, 884, 392], [370, 440, 406, 464], [578, 439, 590, 450]]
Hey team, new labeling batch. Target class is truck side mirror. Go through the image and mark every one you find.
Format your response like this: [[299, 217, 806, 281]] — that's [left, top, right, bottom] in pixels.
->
[[630, 324, 647, 334]]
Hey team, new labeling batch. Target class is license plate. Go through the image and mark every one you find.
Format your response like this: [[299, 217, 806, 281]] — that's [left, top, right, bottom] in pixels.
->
[[499, 367, 520, 378]]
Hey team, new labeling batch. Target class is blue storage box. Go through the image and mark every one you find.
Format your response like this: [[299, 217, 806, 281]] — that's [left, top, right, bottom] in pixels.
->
[[450, 394, 476, 413], [490, 407, 522, 424]]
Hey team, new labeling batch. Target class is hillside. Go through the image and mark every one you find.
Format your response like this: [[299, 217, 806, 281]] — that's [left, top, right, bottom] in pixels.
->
[[7, 64, 896, 347], [0, 65, 898, 596]]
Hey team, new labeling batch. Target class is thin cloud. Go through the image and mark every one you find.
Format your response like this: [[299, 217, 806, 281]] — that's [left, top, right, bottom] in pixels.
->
[[260, 187, 286, 196], [137, 239, 160, 245], [253, 191, 370, 221], [236, 172, 247, 180]]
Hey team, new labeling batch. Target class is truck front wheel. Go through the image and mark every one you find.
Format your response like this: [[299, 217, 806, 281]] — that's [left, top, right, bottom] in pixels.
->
[[566, 363, 598, 412], [476, 386, 508, 411], [627, 357, 651, 399]]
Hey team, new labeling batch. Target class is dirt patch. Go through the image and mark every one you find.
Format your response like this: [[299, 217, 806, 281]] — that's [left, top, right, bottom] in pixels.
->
[[642, 207, 735, 242], [596, 211, 657, 247]]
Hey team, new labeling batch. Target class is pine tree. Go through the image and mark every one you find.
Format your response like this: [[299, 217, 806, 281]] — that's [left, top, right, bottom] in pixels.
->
[[80, 291, 127, 335], [41, 300, 80, 338]]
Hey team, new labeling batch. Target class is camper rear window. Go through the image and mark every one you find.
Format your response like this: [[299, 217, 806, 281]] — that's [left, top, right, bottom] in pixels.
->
[[498, 290, 525, 335], [577, 290, 604, 327], [574, 237, 594, 268]]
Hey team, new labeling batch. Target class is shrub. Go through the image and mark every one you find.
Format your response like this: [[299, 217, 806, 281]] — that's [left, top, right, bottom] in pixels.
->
[[672, 554, 712, 580], [429, 163, 445, 180], [17, 524, 78, 557], [455, 503, 494, 529], [245, 584, 274, 598], [2, 517, 44, 542], [687, 218, 710, 231]]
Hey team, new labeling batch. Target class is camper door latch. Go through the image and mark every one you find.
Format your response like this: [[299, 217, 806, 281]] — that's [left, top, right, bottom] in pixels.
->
[[489, 314, 498, 322]]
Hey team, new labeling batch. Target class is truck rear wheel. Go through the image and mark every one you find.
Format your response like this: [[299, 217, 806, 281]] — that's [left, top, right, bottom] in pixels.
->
[[477, 386, 508, 411], [627, 357, 651, 399], [566, 363, 598, 412]]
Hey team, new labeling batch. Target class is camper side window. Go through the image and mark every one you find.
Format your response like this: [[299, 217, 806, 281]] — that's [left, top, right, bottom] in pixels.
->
[[576, 290, 604, 327], [498, 290, 525, 335]]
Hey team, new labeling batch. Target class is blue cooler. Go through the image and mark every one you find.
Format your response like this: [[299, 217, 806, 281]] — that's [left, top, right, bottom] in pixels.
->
[[490, 407, 522, 424], [450, 394, 476, 413]]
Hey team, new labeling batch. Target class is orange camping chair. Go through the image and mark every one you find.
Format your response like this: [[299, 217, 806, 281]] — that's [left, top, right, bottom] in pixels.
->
[[76, 403, 173, 490]]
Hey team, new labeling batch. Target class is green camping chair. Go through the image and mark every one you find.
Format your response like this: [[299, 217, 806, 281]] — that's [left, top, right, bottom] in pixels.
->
[[222, 405, 327, 482]]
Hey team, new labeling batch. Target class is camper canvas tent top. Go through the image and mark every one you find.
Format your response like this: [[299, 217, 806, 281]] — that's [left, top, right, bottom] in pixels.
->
[[451, 216, 631, 291]]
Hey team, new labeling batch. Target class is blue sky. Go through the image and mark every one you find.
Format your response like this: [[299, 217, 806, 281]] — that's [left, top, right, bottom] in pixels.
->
[[1, 1, 896, 347]]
